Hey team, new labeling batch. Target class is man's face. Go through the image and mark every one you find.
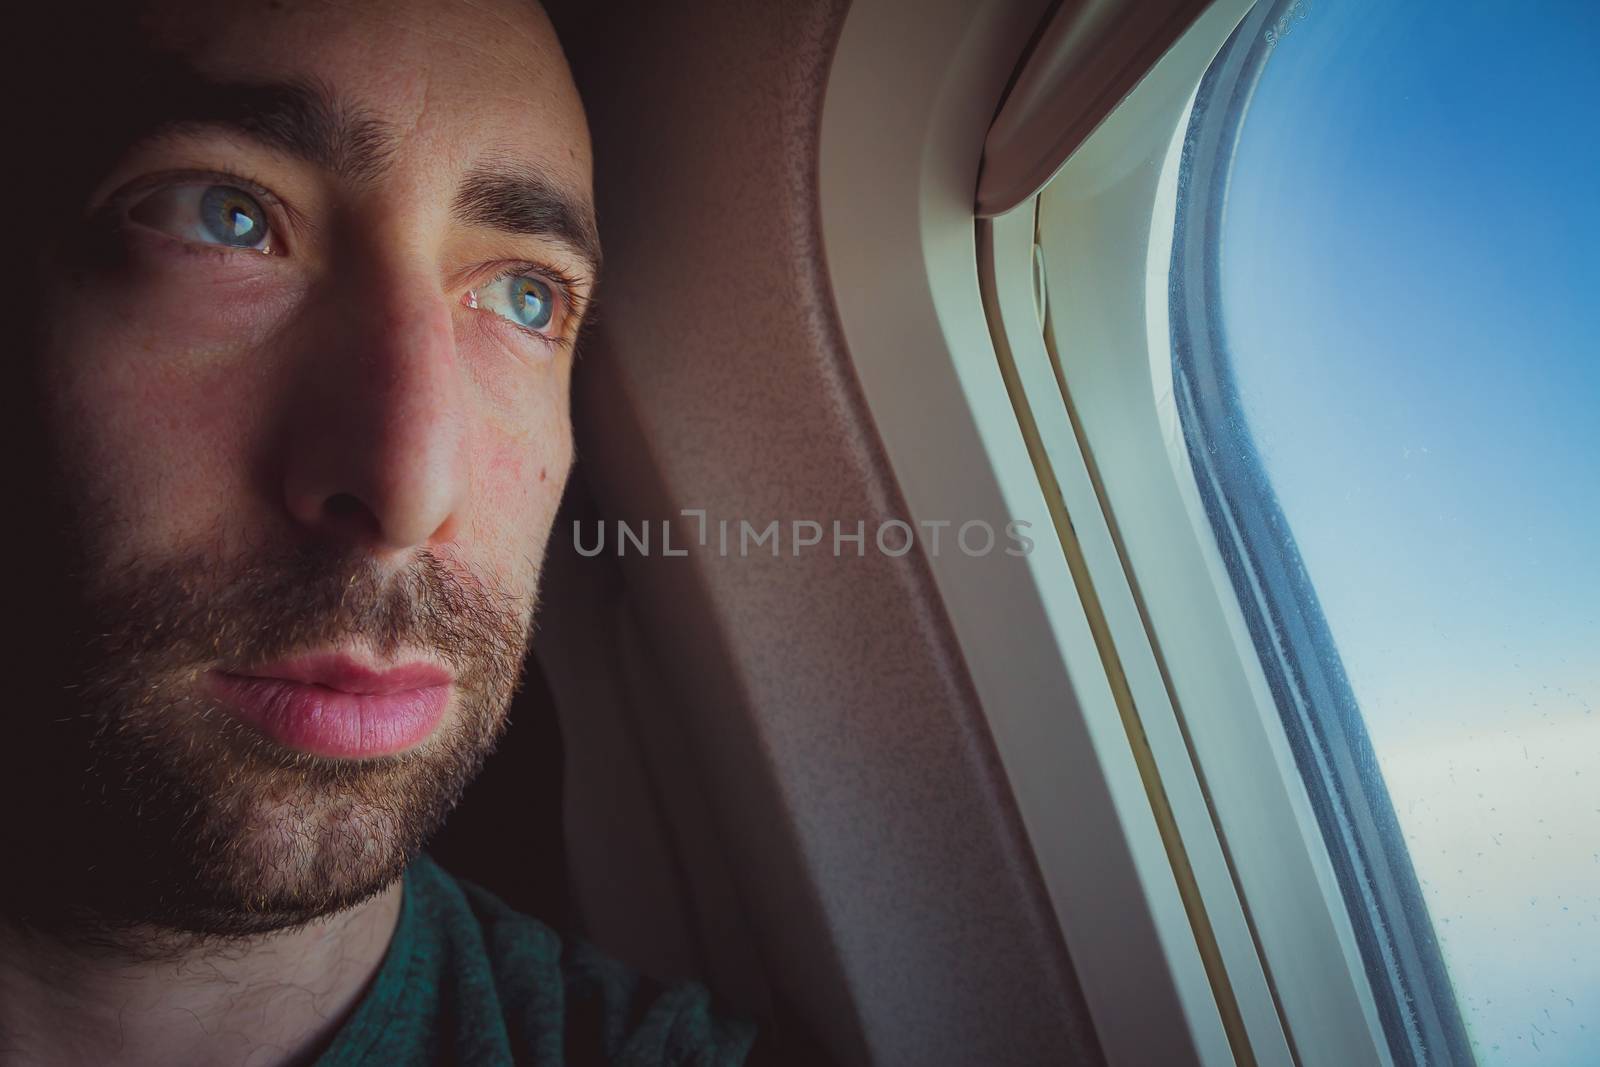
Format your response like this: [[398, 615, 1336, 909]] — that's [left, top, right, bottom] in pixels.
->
[[8, 0, 596, 938]]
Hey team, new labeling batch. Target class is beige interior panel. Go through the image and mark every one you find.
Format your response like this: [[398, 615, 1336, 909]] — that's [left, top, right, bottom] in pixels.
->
[[539, 2, 1105, 1063]]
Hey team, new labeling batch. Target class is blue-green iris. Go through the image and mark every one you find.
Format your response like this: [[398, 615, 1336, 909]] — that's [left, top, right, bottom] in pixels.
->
[[505, 275, 554, 329], [199, 186, 268, 248]]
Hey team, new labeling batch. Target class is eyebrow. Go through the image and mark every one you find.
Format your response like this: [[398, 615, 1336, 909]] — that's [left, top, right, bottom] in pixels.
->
[[129, 69, 602, 276], [453, 163, 603, 277], [157, 76, 398, 186]]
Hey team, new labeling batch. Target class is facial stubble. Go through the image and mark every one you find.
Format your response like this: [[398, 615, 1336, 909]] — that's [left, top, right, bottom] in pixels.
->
[[6, 535, 534, 947]]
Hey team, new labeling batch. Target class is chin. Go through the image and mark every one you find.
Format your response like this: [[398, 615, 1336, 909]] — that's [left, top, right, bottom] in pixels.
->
[[7, 677, 506, 943]]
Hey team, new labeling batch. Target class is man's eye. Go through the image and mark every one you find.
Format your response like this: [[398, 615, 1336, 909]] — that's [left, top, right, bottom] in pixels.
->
[[126, 183, 274, 253], [466, 273, 558, 334]]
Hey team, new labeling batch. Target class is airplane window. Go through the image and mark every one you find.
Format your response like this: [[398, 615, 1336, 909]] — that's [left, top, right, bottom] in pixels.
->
[[1171, 1, 1598, 1064]]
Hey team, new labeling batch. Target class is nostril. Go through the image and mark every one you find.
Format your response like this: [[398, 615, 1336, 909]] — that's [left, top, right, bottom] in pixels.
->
[[311, 491, 386, 547], [324, 493, 367, 520], [320, 493, 382, 541]]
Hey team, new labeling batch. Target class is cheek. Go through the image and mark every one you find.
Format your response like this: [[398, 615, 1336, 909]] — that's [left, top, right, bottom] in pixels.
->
[[465, 384, 574, 588], [39, 260, 299, 561]]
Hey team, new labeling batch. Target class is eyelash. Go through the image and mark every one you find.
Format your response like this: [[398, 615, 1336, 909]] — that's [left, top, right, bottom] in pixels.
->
[[101, 165, 292, 253], [474, 261, 587, 352]]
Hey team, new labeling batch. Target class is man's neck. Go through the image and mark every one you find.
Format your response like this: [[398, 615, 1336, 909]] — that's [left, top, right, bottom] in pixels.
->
[[0, 881, 401, 1067]]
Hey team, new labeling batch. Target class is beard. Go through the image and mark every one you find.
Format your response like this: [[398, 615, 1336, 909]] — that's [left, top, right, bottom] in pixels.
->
[[2, 530, 534, 949]]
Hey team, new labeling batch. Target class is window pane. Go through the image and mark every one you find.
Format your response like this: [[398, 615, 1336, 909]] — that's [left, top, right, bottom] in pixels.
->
[[1187, 1, 1599, 1064]]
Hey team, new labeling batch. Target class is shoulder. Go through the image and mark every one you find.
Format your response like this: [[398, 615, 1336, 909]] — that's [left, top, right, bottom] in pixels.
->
[[412, 855, 760, 1067]]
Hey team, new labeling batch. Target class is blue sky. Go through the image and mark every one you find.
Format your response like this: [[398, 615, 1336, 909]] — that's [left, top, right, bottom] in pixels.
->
[[1216, 1, 1599, 1062]]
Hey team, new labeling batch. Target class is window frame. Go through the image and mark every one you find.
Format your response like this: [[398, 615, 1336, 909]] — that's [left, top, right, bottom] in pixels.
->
[[820, 1, 1240, 1063], [1025, 0, 1403, 1059], [820, 0, 1441, 1063], [1167, 3, 1476, 1062]]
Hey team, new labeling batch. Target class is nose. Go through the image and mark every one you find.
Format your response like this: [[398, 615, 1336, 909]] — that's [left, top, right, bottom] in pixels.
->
[[280, 265, 469, 556]]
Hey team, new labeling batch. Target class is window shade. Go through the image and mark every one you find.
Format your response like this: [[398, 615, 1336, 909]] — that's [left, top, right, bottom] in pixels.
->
[[975, 0, 1212, 217]]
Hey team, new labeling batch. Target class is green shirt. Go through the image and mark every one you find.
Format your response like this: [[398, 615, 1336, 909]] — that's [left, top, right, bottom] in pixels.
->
[[315, 854, 758, 1066]]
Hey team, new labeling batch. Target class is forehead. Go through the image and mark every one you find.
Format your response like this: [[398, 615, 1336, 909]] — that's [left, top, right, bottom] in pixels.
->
[[136, 0, 592, 192]]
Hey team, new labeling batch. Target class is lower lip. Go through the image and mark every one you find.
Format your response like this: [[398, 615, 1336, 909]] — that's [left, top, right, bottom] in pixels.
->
[[205, 672, 452, 758]]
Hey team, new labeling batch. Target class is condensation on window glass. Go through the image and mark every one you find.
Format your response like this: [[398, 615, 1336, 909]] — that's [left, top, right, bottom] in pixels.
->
[[1218, 2, 1599, 1063]]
